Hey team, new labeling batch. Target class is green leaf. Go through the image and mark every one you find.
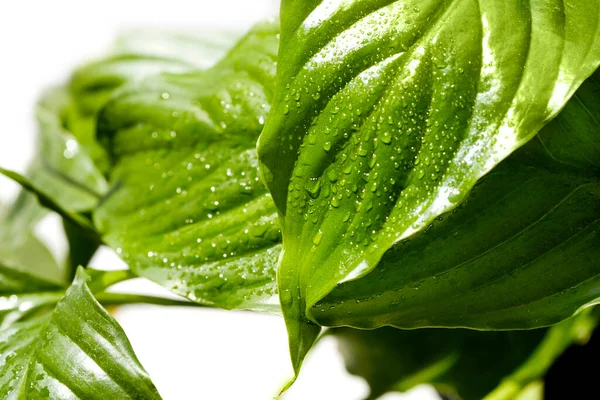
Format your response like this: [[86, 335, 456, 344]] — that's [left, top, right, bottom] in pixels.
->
[[30, 27, 239, 213], [0, 167, 98, 240], [0, 264, 63, 297], [0, 258, 64, 327], [30, 87, 109, 213], [71, 28, 239, 119], [110, 29, 239, 69], [0, 268, 161, 399], [332, 308, 598, 400], [258, 0, 600, 370], [314, 70, 600, 330], [93, 22, 282, 311], [0, 192, 65, 285]]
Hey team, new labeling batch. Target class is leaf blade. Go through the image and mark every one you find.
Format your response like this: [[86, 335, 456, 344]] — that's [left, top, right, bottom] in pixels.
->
[[258, 0, 600, 367], [94, 22, 282, 311], [0, 268, 160, 399]]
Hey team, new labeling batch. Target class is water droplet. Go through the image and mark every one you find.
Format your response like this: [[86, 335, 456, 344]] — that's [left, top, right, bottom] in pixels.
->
[[327, 170, 338, 183], [313, 230, 323, 245], [306, 178, 321, 199], [381, 131, 392, 144]]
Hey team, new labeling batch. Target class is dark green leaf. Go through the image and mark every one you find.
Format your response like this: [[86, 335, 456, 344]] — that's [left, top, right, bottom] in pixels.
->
[[0, 268, 161, 399], [258, 0, 600, 369], [93, 22, 282, 311], [63, 216, 101, 281], [315, 71, 600, 331], [332, 308, 598, 400]]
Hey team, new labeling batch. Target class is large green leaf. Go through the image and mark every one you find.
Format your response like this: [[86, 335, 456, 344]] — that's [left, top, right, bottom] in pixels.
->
[[315, 70, 600, 330], [332, 308, 599, 400], [258, 0, 600, 371], [94, 22, 282, 311], [0, 268, 160, 399]]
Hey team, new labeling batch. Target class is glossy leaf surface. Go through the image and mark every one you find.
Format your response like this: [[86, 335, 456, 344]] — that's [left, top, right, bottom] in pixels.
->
[[94, 23, 282, 311], [0, 268, 160, 399], [315, 71, 600, 330], [30, 87, 109, 212], [258, 0, 600, 369], [332, 308, 598, 400]]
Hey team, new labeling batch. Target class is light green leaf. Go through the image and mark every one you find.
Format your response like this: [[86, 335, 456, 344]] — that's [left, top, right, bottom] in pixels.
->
[[0, 192, 64, 285], [71, 27, 239, 120], [0, 259, 64, 327], [111, 29, 239, 68], [30, 26, 239, 213], [258, 0, 600, 370], [30, 86, 109, 212], [332, 308, 598, 400], [0, 167, 98, 239], [315, 70, 600, 330], [0, 263, 63, 297], [94, 22, 282, 311], [0, 267, 161, 399]]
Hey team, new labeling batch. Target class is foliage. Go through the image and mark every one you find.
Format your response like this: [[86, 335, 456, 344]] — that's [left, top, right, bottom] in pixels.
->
[[1, 1, 599, 398]]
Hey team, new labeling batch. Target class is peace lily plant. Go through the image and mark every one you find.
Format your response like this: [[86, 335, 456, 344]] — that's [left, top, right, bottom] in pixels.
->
[[1, 1, 599, 399]]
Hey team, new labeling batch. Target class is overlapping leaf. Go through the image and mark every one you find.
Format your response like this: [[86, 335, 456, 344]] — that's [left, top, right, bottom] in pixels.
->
[[94, 22, 282, 311], [332, 308, 599, 400], [30, 87, 109, 212], [315, 70, 600, 330], [258, 0, 600, 370], [30, 28, 238, 213], [0, 268, 160, 399]]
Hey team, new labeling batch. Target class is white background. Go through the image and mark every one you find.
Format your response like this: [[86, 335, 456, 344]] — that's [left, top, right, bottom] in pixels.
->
[[0, 2, 439, 399]]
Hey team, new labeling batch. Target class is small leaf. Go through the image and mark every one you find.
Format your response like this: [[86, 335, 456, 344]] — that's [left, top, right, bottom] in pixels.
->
[[31, 87, 109, 212], [0, 193, 65, 284], [0, 261, 64, 327], [0, 167, 98, 239], [94, 22, 282, 311], [0, 268, 161, 399], [258, 0, 600, 369]]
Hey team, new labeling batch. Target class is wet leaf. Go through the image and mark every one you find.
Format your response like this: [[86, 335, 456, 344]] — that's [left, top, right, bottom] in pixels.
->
[[94, 22, 282, 311], [0, 268, 160, 399], [258, 0, 600, 371]]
